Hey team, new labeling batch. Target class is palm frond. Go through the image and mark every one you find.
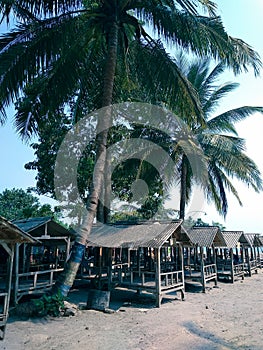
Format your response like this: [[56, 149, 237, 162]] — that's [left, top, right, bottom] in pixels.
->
[[202, 82, 239, 116], [130, 38, 203, 124], [135, 5, 261, 75], [207, 106, 263, 133], [0, 0, 83, 22]]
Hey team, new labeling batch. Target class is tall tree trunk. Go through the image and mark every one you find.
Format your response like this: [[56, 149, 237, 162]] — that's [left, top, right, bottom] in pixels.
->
[[53, 21, 119, 297], [96, 151, 111, 224], [179, 155, 187, 220], [103, 151, 112, 223]]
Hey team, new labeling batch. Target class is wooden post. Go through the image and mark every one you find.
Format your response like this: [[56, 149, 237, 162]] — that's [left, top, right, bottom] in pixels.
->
[[44, 222, 48, 236], [107, 248, 112, 291], [66, 237, 71, 261], [127, 249, 130, 267], [194, 246, 198, 270], [14, 243, 20, 304], [137, 249, 141, 276], [230, 249, 234, 283], [241, 246, 245, 263], [187, 247, 190, 267], [6, 246, 14, 312], [178, 243, 185, 301], [0, 243, 14, 340], [249, 247, 252, 277], [155, 248, 161, 307], [22, 244, 27, 273], [200, 246, 206, 293], [212, 244, 217, 286], [97, 247, 103, 289]]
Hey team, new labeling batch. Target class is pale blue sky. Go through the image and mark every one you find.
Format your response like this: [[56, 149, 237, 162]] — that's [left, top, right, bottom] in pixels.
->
[[201, 0, 263, 231], [0, 1, 263, 231]]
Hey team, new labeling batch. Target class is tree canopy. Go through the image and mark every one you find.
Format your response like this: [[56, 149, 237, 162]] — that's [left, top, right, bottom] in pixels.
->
[[176, 56, 263, 219], [0, 0, 262, 299], [0, 188, 59, 221]]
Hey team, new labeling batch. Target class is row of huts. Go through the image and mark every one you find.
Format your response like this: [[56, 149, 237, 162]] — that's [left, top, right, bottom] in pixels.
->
[[0, 216, 262, 339]]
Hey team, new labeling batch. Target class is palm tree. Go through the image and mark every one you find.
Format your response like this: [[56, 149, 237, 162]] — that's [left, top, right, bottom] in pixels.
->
[[177, 58, 263, 219], [0, 0, 262, 298]]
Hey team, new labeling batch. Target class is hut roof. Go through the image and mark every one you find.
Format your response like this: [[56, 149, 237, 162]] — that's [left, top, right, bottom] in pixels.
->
[[221, 231, 243, 248], [87, 220, 190, 248], [0, 216, 37, 244], [187, 226, 225, 247], [240, 233, 262, 247], [13, 216, 73, 239]]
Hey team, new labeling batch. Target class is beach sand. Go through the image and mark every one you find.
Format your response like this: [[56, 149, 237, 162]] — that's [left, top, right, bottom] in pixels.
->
[[1, 271, 263, 350]]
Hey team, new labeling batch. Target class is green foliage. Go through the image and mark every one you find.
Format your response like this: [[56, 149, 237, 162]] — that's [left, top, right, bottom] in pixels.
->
[[194, 218, 210, 227], [0, 1, 261, 134], [0, 188, 59, 221], [177, 56, 263, 218], [110, 210, 141, 223], [33, 292, 65, 317], [1, 1, 262, 224], [211, 221, 226, 231], [184, 216, 226, 229]]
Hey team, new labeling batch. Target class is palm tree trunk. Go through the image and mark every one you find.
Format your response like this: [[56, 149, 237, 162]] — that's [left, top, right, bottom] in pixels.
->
[[179, 155, 187, 220], [96, 152, 111, 224], [53, 21, 119, 296], [103, 152, 112, 223]]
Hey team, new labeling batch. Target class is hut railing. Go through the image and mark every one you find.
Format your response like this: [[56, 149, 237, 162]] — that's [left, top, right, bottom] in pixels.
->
[[203, 263, 217, 280], [216, 260, 244, 275], [130, 269, 155, 288], [14, 268, 63, 303], [232, 263, 245, 278], [160, 270, 184, 290]]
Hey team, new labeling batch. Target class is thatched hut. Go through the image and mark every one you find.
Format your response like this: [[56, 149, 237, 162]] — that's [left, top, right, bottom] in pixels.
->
[[0, 216, 37, 340], [216, 231, 245, 283], [239, 233, 262, 276], [84, 220, 191, 307], [11, 217, 74, 303], [184, 226, 225, 292]]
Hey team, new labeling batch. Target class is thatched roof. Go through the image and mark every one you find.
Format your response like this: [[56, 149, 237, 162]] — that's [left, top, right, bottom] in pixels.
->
[[240, 233, 262, 247], [187, 226, 225, 247], [87, 220, 191, 249], [13, 216, 73, 239], [221, 231, 243, 248], [0, 216, 37, 244]]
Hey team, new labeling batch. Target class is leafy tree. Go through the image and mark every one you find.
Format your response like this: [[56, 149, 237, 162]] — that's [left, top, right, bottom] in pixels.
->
[[211, 221, 226, 231], [0, 188, 58, 221], [0, 0, 261, 299], [184, 216, 226, 229], [176, 57, 263, 219]]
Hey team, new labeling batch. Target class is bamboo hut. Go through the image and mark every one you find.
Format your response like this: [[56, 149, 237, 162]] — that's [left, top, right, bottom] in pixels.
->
[[0, 216, 37, 340], [216, 231, 245, 283], [184, 226, 225, 292], [239, 233, 262, 276], [83, 220, 191, 307], [11, 217, 74, 303]]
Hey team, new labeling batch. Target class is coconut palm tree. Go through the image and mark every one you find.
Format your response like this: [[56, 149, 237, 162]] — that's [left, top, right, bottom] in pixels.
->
[[0, 0, 262, 298], [177, 58, 263, 219]]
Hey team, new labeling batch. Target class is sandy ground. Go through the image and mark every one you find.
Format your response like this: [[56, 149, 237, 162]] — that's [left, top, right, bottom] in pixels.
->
[[1, 271, 263, 350]]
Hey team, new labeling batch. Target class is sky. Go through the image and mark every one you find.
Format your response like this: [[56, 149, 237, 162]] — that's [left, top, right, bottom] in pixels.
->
[[0, 1, 263, 232]]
